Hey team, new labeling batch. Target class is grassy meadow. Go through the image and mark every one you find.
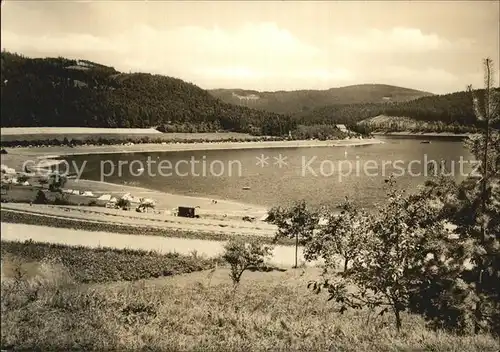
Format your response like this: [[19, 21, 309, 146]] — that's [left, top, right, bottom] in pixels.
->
[[1, 240, 498, 351]]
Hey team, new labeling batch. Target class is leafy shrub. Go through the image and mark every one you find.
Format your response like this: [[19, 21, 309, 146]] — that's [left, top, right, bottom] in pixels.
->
[[116, 198, 131, 209], [16, 175, 30, 183], [1, 240, 216, 283]]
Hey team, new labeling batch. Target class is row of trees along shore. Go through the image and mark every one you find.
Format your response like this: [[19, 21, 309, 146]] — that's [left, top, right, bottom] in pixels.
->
[[235, 58, 499, 335]]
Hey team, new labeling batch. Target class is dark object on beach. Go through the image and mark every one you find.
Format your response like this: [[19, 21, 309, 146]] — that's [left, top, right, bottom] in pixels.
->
[[420, 140, 431, 144], [242, 216, 255, 222], [33, 190, 48, 204], [242, 186, 251, 190], [178, 206, 196, 218], [0, 148, 7, 154]]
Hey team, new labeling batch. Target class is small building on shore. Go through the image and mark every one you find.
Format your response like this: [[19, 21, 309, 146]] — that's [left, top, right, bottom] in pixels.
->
[[336, 124, 349, 133]]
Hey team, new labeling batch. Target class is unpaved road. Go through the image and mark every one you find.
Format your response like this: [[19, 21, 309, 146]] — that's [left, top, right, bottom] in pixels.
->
[[1, 222, 318, 268]]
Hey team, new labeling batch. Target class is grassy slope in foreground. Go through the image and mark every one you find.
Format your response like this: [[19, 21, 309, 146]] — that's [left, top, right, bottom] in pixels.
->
[[1, 262, 497, 351]]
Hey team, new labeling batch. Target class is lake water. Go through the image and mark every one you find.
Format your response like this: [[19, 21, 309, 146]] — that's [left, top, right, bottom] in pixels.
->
[[66, 136, 473, 210]]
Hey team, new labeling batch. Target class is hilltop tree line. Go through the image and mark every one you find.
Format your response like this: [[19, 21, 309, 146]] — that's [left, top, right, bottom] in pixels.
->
[[0, 51, 296, 136], [209, 84, 431, 115]]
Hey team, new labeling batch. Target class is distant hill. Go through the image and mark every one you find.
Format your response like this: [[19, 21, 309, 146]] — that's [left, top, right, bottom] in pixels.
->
[[296, 89, 500, 133], [209, 84, 434, 115], [0, 52, 295, 136]]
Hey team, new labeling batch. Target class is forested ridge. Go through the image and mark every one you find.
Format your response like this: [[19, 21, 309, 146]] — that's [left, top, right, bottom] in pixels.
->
[[209, 84, 433, 115], [0, 52, 295, 135], [1, 51, 497, 136]]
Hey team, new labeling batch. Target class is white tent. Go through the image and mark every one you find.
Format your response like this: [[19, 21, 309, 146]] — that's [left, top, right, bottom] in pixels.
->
[[141, 198, 156, 206], [0, 165, 16, 174], [121, 193, 140, 204], [72, 190, 81, 195], [82, 191, 94, 197], [259, 213, 270, 222], [63, 189, 73, 194], [97, 194, 112, 201], [22, 181, 30, 186]]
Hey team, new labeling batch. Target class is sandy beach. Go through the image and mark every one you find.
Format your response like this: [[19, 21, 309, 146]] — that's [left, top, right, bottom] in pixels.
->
[[4, 138, 384, 160], [1, 203, 276, 237], [373, 131, 473, 138]]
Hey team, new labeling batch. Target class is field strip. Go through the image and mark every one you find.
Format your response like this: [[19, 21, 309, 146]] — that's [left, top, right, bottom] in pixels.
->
[[1, 203, 275, 231], [1, 127, 162, 135], [0, 207, 275, 238]]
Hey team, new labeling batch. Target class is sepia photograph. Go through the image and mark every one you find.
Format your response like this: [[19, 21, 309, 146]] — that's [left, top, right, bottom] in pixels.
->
[[0, 0, 499, 350]]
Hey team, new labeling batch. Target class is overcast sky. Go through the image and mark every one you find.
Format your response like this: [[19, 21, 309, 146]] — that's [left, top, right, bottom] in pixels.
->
[[1, 1, 499, 94]]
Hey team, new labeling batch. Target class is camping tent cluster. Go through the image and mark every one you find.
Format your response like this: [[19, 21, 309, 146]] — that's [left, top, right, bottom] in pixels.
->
[[1, 163, 157, 210], [94, 192, 156, 210], [1, 166, 31, 186], [63, 189, 96, 196]]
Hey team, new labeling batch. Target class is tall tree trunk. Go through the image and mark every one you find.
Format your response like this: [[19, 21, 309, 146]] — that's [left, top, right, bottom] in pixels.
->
[[475, 57, 492, 334], [482, 58, 491, 244], [294, 232, 298, 268], [394, 307, 402, 333]]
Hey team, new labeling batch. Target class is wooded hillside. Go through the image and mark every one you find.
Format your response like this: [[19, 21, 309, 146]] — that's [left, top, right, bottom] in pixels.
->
[[0, 52, 295, 135]]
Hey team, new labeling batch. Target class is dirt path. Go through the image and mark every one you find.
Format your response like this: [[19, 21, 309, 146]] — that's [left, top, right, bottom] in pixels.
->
[[0, 222, 318, 268]]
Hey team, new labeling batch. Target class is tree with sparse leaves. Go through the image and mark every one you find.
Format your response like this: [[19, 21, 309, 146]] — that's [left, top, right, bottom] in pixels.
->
[[303, 198, 371, 272], [271, 200, 319, 268], [222, 239, 273, 288], [310, 177, 452, 332], [377, 58, 499, 335], [449, 58, 499, 334], [48, 173, 67, 192]]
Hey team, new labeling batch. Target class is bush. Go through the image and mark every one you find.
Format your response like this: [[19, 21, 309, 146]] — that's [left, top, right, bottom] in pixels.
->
[[1, 240, 217, 284]]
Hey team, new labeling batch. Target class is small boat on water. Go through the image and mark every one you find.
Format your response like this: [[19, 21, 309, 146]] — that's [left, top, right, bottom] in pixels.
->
[[420, 140, 431, 144]]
